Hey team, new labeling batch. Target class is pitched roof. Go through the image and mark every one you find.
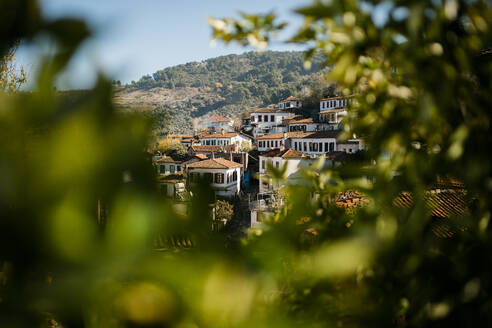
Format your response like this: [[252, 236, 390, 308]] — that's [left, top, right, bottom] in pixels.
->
[[198, 132, 238, 139], [288, 117, 316, 124], [260, 148, 307, 158], [256, 132, 305, 140], [155, 156, 181, 164], [320, 95, 355, 101], [394, 191, 468, 219], [187, 158, 243, 169], [251, 108, 294, 114], [205, 115, 232, 122], [289, 130, 342, 139], [281, 96, 302, 102], [191, 145, 236, 152]]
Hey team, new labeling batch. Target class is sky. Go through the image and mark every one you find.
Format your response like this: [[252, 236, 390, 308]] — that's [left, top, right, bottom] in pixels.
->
[[17, 0, 309, 90]]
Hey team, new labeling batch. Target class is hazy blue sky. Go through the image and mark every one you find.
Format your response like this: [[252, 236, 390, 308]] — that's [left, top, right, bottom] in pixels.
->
[[18, 0, 309, 89]]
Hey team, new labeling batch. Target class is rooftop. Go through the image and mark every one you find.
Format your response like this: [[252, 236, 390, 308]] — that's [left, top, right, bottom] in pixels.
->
[[280, 96, 302, 102], [205, 115, 232, 122], [251, 108, 295, 114], [191, 144, 236, 152], [289, 130, 342, 139], [198, 132, 238, 139], [260, 148, 307, 158], [186, 157, 243, 169]]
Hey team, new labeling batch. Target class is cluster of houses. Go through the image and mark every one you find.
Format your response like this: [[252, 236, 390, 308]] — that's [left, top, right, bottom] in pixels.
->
[[153, 95, 363, 226]]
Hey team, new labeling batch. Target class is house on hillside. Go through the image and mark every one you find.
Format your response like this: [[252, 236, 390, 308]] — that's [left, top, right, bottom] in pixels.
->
[[250, 108, 295, 138], [202, 115, 234, 131], [318, 96, 353, 130], [257, 148, 311, 193], [154, 156, 184, 175], [186, 157, 243, 197], [197, 131, 253, 150], [289, 131, 341, 157], [286, 116, 319, 132], [276, 96, 302, 110]]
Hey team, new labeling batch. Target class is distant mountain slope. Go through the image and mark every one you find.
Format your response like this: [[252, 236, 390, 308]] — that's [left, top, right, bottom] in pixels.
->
[[113, 51, 331, 134]]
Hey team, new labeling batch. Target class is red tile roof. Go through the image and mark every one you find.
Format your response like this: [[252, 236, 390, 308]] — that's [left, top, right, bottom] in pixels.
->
[[155, 156, 181, 164], [191, 145, 236, 152], [281, 96, 302, 102], [205, 115, 232, 122], [256, 132, 306, 140], [289, 130, 342, 139], [260, 148, 307, 158], [198, 132, 238, 139], [186, 158, 243, 169], [251, 108, 295, 114]]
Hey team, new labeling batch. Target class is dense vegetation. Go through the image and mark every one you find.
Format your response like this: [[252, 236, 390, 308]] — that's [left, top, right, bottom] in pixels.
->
[[1, 0, 491, 327], [115, 51, 333, 134]]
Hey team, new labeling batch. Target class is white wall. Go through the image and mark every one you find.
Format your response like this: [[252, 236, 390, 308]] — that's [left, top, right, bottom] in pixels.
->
[[187, 167, 241, 197], [290, 138, 337, 156]]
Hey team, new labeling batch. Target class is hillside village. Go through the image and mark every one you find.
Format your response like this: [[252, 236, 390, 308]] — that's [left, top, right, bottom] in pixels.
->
[[152, 94, 364, 229]]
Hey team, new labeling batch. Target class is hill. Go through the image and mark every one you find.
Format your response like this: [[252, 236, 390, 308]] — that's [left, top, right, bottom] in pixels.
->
[[113, 51, 333, 134]]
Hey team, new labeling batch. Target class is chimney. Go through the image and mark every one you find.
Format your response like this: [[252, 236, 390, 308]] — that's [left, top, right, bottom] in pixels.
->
[[283, 132, 287, 139], [221, 129, 225, 135], [230, 152, 233, 161], [211, 151, 215, 159]]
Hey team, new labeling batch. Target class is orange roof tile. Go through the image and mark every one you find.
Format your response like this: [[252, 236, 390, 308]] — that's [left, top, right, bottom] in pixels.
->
[[187, 158, 243, 169]]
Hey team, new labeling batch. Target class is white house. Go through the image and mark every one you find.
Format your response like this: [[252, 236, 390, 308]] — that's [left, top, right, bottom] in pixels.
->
[[202, 115, 234, 131], [318, 96, 354, 130], [320, 96, 352, 111], [337, 140, 362, 153], [250, 108, 295, 138], [154, 156, 183, 175], [198, 132, 253, 150], [286, 117, 319, 132], [258, 148, 311, 193], [289, 131, 341, 157], [186, 157, 243, 197], [256, 132, 288, 151], [276, 96, 302, 110]]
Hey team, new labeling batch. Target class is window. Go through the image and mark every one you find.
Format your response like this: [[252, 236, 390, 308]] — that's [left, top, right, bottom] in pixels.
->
[[259, 141, 264, 147], [264, 115, 268, 122], [160, 164, 166, 174], [170, 165, 175, 173], [177, 166, 181, 172], [325, 142, 329, 152], [319, 142, 323, 152], [258, 115, 262, 122], [312, 142, 318, 151], [271, 115, 275, 122], [329, 142, 335, 152], [261, 160, 265, 170], [294, 142, 298, 150], [232, 171, 237, 181], [215, 173, 224, 184], [349, 148, 352, 153], [227, 173, 230, 183], [267, 140, 270, 148], [275, 161, 279, 168], [304, 142, 307, 152], [275, 140, 278, 148]]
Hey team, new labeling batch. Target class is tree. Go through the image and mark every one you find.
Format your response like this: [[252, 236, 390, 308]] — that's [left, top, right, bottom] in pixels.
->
[[0, 42, 26, 92]]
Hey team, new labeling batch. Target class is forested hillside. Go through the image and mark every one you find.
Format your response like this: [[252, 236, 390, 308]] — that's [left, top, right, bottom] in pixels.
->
[[113, 51, 332, 134]]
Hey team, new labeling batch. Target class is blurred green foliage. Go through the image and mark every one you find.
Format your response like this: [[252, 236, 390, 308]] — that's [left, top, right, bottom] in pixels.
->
[[0, 1, 491, 328]]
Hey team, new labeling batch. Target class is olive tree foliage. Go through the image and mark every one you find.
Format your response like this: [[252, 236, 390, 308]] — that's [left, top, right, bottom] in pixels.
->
[[0, 42, 27, 92], [210, 0, 492, 326], [0, 1, 491, 328]]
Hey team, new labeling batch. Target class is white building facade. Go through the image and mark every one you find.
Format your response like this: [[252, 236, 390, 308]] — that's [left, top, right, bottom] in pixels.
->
[[198, 132, 252, 150], [186, 158, 243, 197], [250, 108, 295, 138], [289, 131, 341, 157]]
